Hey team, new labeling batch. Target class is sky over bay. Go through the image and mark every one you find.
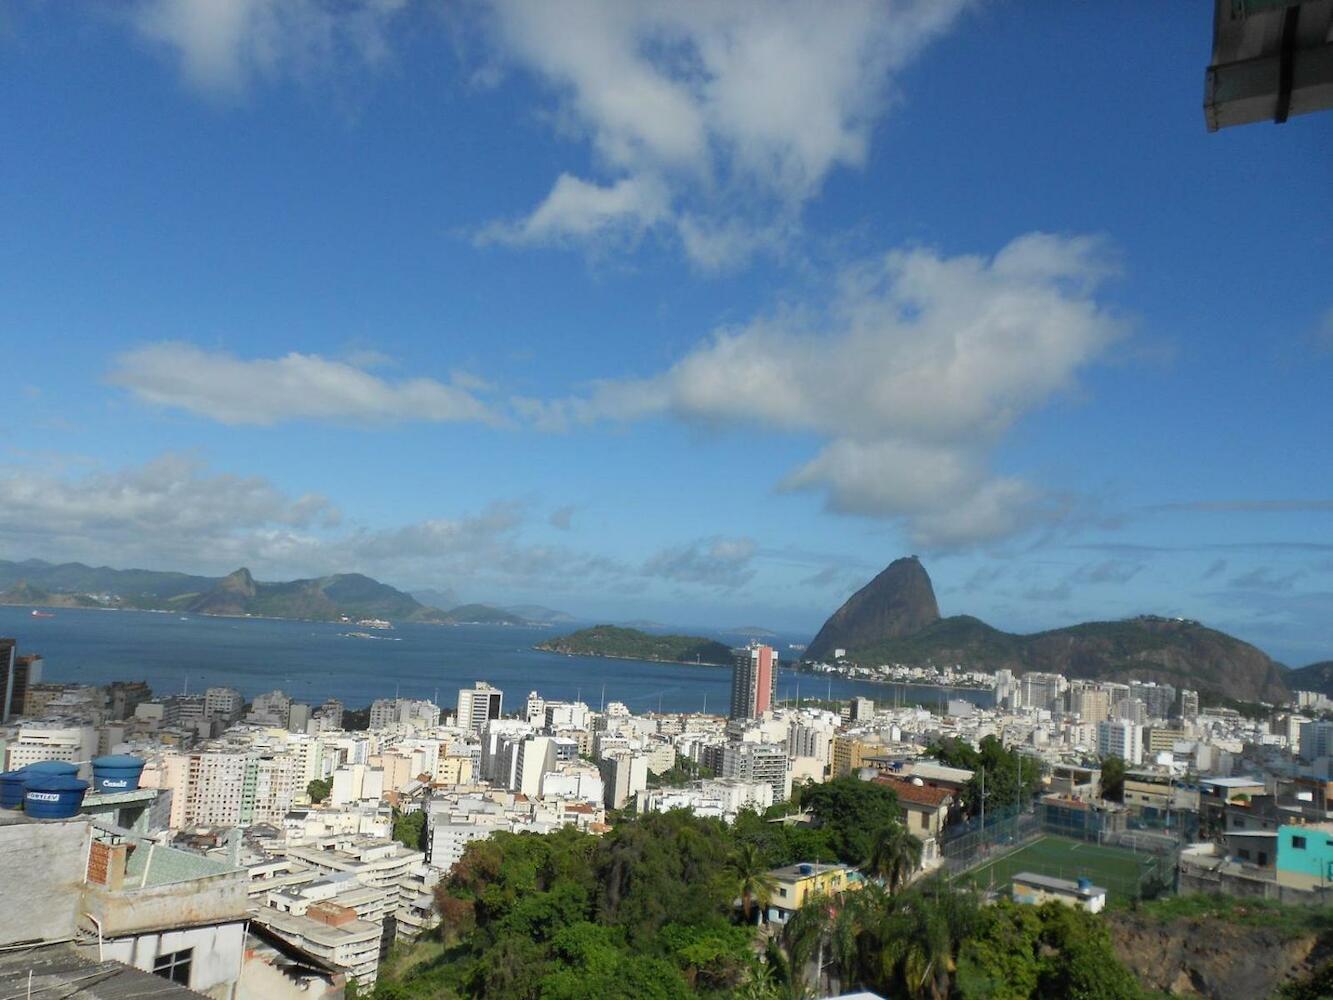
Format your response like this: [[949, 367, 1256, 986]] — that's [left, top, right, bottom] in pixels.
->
[[1, 2, 1330, 664]]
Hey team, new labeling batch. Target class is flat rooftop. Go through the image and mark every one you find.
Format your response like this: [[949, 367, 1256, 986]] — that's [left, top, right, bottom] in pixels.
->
[[1013, 871, 1106, 898]]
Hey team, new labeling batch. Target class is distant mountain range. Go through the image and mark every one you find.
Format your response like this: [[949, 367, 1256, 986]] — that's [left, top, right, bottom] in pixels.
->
[[0, 559, 536, 627], [805, 555, 1303, 704]]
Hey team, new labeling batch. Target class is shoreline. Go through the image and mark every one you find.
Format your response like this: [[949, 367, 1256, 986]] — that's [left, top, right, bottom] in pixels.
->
[[532, 645, 731, 669]]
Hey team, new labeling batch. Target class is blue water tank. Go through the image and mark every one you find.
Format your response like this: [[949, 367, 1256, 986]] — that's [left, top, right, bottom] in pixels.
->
[[0, 771, 26, 808], [21, 761, 78, 779], [798, 863, 813, 876], [23, 775, 89, 819], [1077, 877, 1092, 892], [91, 755, 145, 793]]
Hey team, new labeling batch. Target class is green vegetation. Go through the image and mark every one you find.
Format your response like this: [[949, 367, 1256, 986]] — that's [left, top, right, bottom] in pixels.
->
[[760, 883, 1139, 1000], [957, 835, 1159, 903], [0, 580, 105, 608], [393, 808, 427, 852], [536, 626, 734, 666], [307, 777, 332, 803], [1129, 894, 1333, 940], [1100, 755, 1126, 803], [835, 609, 1286, 704], [800, 777, 904, 865], [648, 755, 715, 788], [865, 819, 922, 893], [367, 782, 907, 998], [926, 735, 1043, 815], [956, 899, 1141, 1000]]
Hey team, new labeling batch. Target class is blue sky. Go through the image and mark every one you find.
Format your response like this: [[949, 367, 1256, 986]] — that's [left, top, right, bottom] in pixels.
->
[[1, 2, 1330, 664]]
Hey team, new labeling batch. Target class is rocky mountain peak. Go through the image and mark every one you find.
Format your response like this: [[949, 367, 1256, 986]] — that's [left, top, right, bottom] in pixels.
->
[[806, 555, 941, 661]]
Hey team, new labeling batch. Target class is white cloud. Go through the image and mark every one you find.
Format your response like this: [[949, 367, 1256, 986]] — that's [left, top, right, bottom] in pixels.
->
[[531, 233, 1122, 548], [643, 536, 757, 589], [481, 0, 973, 267], [131, 0, 407, 93], [478, 173, 669, 247], [118, 2, 971, 267], [0, 453, 335, 571], [110, 342, 502, 427], [0, 455, 629, 596]]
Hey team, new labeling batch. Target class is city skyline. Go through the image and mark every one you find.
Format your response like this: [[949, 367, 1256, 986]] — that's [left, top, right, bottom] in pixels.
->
[[1, 5, 1331, 666]]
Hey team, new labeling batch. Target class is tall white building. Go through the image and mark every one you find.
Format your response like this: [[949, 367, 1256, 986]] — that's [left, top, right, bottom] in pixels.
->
[[1096, 719, 1144, 765], [457, 682, 503, 734], [1019, 673, 1064, 712], [720, 742, 791, 803]]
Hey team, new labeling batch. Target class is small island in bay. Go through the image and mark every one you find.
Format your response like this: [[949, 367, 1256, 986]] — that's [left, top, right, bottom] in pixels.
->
[[535, 625, 735, 666]]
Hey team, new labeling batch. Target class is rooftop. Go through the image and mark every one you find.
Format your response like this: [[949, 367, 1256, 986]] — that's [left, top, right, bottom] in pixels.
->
[[874, 775, 954, 808], [1012, 871, 1106, 898], [0, 943, 206, 999], [769, 862, 856, 881]]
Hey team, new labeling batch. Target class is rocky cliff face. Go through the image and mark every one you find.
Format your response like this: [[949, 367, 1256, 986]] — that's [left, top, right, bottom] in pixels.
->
[[1110, 910, 1330, 999], [806, 556, 940, 661]]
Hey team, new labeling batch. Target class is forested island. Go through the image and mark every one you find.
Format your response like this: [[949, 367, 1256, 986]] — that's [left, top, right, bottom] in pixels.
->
[[535, 625, 735, 666]]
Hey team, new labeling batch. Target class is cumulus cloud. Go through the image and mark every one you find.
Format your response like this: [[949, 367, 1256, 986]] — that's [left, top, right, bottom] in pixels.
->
[[479, 0, 972, 267], [643, 536, 757, 589], [130, 0, 408, 93], [529, 233, 1121, 547], [478, 174, 670, 247], [0, 453, 335, 570], [110, 342, 502, 426], [0, 455, 632, 597]]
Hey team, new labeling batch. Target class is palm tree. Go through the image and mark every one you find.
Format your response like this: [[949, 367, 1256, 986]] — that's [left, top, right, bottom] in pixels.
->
[[864, 819, 923, 893], [877, 883, 980, 1000], [726, 842, 777, 925], [780, 893, 833, 997]]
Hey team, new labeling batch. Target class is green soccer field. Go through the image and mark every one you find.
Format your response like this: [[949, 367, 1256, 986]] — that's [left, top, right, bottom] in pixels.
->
[[955, 835, 1159, 901]]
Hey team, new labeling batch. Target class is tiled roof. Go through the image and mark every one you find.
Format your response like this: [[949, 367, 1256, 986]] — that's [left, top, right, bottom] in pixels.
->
[[874, 776, 952, 808]]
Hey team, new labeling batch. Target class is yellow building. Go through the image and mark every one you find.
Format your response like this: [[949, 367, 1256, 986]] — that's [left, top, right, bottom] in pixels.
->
[[831, 735, 885, 777], [765, 862, 863, 924]]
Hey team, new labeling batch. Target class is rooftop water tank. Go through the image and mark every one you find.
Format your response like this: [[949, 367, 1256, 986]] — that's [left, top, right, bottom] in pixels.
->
[[91, 755, 145, 793], [1077, 877, 1092, 892], [798, 863, 813, 876], [21, 761, 78, 779], [23, 775, 89, 820], [0, 771, 26, 809]]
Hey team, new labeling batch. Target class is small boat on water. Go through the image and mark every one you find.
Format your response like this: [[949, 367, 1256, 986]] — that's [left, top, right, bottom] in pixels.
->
[[30, 609, 55, 618]]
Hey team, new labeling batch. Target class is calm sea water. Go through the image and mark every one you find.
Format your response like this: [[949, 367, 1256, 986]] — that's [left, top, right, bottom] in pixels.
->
[[0, 606, 992, 713]]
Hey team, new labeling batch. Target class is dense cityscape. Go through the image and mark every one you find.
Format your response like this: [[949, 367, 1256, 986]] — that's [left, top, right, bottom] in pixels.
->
[[4, 627, 1333, 997]]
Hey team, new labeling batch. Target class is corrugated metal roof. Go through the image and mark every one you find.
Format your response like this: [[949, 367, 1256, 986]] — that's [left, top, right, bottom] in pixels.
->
[[0, 943, 207, 998]]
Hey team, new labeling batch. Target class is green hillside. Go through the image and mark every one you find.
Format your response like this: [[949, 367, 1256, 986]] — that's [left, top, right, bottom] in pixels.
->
[[537, 625, 735, 665]]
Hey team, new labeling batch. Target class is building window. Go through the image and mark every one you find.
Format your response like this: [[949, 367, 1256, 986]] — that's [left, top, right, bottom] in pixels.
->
[[153, 948, 193, 986], [1292, 836, 1307, 850]]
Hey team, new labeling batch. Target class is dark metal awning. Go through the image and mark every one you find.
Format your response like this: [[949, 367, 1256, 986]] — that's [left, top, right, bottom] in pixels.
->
[[1205, 0, 1333, 129]]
